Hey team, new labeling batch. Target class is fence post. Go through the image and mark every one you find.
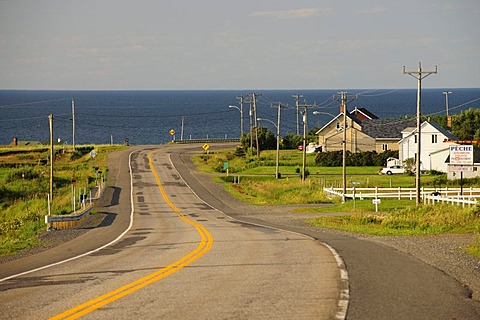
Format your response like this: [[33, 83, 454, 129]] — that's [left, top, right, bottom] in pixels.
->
[[398, 187, 401, 200]]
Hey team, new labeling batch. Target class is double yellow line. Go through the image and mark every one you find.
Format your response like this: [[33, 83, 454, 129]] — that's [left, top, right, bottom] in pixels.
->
[[51, 150, 213, 319]]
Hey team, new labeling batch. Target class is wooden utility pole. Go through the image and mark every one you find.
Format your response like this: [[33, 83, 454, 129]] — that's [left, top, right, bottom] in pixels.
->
[[275, 102, 282, 179], [252, 93, 260, 159], [302, 102, 307, 181], [404, 62, 437, 205], [334, 92, 356, 202], [49, 114, 54, 227], [71, 98, 75, 151], [292, 94, 303, 135], [180, 116, 185, 141], [300, 100, 317, 181], [248, 97, 254, 155]]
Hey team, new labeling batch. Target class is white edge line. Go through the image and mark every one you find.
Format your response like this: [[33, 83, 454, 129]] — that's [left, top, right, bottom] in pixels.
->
[[168, 152, 350, 319], [0, 150, 137, 283]]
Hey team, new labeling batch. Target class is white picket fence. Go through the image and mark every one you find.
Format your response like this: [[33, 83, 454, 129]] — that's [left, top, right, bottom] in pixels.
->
[[323, 186, 480, 207]]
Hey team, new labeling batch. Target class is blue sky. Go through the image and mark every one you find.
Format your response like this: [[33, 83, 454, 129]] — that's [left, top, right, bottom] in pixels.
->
[[1, 0, 479, 90]]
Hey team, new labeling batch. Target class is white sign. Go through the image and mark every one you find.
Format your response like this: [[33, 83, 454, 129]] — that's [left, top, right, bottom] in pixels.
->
[[372, 199, 381, 204], [449, 145, 473, 165], [448, 165, 474, 172]]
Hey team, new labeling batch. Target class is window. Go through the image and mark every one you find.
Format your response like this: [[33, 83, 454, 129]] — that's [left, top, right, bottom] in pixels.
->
[[432, 134, 438, 143], [382, 144, 388, 151], [336, 122, 340, 129], [414, 135, 417, 143]]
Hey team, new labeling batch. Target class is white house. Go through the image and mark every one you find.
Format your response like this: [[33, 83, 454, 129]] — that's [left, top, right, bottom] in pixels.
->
[[398, 121, 458, 173]]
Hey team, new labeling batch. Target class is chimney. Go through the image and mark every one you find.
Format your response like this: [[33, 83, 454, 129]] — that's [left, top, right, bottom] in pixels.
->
[[340, 104, 347, 114], [13, 136, 18, 146]]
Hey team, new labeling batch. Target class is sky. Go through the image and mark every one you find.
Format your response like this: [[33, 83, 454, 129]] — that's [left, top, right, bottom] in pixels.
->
[[0, 0, 479, 90]]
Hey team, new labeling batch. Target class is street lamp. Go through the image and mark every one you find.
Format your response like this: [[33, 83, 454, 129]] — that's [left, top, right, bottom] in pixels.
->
[[312, 111, 337, 118], [229, 105, 243, 139], [257, 116, 280, 179], [312, 110, 337, 151], [442, 91, 452, 117]]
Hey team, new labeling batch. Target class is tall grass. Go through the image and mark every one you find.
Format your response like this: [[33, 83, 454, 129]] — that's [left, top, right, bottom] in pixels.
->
[[0, 144, 125, 256], [308, 203, 480, 236], [222, 176, 332, 205]]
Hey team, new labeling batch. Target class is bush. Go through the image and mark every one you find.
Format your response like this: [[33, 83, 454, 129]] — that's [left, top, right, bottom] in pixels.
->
[[6, 168, 40, 183], [70, 146, 94, 160], [315, 150, 399, 167]]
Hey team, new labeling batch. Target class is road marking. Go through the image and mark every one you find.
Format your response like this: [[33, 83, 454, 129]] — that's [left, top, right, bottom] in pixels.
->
[[50, 149, 213, 319]]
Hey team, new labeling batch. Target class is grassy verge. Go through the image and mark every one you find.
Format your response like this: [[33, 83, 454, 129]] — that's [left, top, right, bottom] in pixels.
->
[[221, 175, 332, 206], [0, 144, 126, 256], [307, 200, 480, 235]]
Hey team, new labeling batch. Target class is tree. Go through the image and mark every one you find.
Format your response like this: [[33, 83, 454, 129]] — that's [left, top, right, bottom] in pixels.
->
[[281, 133, 303, 149], [403, 158, 415, 174], [256, 126, 276, 151], [240, 127, 276, 152], [451, 108, 480, 140]]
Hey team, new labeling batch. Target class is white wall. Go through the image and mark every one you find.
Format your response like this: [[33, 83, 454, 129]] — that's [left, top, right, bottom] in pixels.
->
[[399, 122, 454, 172]]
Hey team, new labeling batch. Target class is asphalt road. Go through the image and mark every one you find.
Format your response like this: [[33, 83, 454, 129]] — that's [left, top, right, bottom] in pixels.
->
[[0, 145, 341, 319], [1, 143, 479, 319], [168, 143, 480, 319]]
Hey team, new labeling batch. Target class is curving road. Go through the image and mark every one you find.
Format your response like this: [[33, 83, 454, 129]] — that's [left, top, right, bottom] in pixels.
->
[[1, 143, 479, 319]]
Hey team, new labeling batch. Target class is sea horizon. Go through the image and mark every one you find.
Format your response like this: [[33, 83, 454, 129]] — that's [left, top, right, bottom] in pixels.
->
[[1, 88, 479, 146]]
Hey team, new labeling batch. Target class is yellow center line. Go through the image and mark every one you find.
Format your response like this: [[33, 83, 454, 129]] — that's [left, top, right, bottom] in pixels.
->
[[51, 150, 213, 320]]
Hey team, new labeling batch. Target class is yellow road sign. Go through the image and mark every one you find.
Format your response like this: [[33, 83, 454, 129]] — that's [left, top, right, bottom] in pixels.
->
[[202, 143, 210, 151], [169, 129, 175, 135]]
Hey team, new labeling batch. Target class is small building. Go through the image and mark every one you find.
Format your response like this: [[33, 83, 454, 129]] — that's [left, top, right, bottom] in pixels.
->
[[398, 120, 458, 173], [315, 106, 415, 153]]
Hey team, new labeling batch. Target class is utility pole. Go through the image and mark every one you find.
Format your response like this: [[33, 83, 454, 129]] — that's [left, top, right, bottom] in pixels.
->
[[248, 97, 254, 155], [302, 102, 307, 181], [404, 62, 437, 205], [252, 93, 261, 159], [335, 92, 356, 202], [292, 94, 303, 135], [276, 102, 282, 179], [180, 116, 185, 141], [443, 91, 452, 128], [236, 95, 245, 137], [71, 98, 75, 151], [300, 100, 317, 181], [48, 114, 54, 229]]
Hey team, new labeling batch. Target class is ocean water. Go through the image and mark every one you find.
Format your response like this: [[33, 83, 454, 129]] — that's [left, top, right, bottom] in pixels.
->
[[0, 89, 479, 146]]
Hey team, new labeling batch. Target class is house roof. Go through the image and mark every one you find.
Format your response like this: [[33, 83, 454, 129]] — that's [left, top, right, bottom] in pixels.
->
[[350, 107, 379, 120], [428, 120, 458, 141], [361, 118, 417, 139], [398, 120, 458, 144], [315, 112, 362, 135]]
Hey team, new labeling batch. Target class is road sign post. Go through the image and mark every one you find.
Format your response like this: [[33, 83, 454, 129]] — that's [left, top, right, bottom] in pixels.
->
[[372, 198, 381, 212]]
